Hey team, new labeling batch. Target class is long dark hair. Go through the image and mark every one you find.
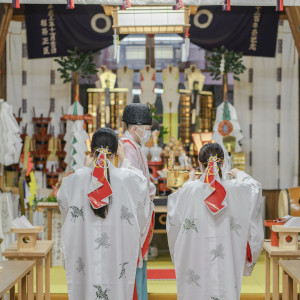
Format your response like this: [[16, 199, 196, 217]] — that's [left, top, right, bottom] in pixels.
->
[[198, 143, 224, 178], [90, 127, 118, 219]]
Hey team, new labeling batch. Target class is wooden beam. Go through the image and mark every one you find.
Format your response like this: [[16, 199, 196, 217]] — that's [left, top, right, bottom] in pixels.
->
[[0, 4, 13, 61], [146, 34, 155, 68], [298, 59, 300, 186], [12, 14, 25, 22], [0, 44, 6, 100], [279, 12, 288, 20], [12, 4, 25, 22], [285, 6, 300, 56]]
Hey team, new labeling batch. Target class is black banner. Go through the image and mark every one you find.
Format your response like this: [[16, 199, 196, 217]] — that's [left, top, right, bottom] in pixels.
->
[[189, 6, 279, 57], [25, 5, 279, 59], [25, 4, 116, 59]]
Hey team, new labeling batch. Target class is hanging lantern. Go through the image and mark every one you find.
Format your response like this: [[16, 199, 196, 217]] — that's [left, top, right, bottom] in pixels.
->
[[276, 0, 284, 11], [112, 6, 190, 35], [66, 0, 74, 10], [222, 0, 231, 11], [12, 0, 20, 9]]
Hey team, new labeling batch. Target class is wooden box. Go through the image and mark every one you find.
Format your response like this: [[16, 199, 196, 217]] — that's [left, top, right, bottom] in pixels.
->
[[10, 226, 43, 251], [272, 225, 300, 251]]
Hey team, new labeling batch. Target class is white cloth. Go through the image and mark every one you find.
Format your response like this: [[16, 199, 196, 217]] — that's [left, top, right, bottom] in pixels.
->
[[6, 21, 71, 137], [57, 162, 152, 300], [140, 66, 156, 105], [212, 101, 244, 153], [184, 65, 205, 92], [95, 66, 111, 88], [64, 102, 89, 172], [234, 20, 298, 189], [0, 101, 22, 166], [117, 66, 134, 104], [162, 66, 180, 114], [167, 171, 263, 300], [0, 193, 16, 259], [42, 210, 64, 266]]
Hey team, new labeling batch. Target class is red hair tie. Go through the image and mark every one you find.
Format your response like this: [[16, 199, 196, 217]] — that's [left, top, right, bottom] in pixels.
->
[[203, 156, 227, 215]]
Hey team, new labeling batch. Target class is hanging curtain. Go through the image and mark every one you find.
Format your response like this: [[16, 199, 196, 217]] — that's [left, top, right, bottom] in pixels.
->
[[234, 20, 298, 189], [6, 21, 71, 137]]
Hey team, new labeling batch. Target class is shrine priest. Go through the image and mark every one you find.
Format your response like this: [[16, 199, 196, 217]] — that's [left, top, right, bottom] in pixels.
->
[[167, 143, 263, 300], [121, 103, 156, 300], [57, 128, 152, 300]]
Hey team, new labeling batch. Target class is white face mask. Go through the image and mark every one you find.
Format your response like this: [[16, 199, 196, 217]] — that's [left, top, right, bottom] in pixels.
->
[[136, 127, 151, 145]]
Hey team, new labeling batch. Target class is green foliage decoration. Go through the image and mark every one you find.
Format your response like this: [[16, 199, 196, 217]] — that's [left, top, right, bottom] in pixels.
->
[[54, 47, 98, 84], [206, 45, 247, 81]]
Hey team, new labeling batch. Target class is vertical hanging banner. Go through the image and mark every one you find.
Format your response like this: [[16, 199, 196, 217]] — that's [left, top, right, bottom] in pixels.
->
[[189, 6, 279, 57], [25, 5, 116, 59]]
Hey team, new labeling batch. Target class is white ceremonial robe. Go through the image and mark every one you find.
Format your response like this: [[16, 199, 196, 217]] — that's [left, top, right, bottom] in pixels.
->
[[121, 131, 156, 201], [167, 171, 263, 300], [0, 101, 22, 166], [57, 161, 152, 300]]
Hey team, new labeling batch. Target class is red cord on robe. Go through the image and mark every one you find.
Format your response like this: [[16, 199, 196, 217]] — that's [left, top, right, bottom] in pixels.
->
[[246, 241, 252, 263], [133, 280, 138, 300]]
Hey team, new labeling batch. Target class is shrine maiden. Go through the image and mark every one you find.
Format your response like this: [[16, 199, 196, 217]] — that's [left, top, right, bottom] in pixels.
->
[[57, 128, 152, 300], [121, 103, 156, 300], [167, 143, 263, 300]]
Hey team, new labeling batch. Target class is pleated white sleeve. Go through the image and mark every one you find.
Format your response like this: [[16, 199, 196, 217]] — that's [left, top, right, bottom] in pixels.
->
[[236, 171, 264, 276], [167, 189, 183, 264]]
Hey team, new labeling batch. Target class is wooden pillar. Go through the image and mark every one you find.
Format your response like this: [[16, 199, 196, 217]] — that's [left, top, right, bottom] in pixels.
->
[[299, 58, 300, 186], [0, 3, 13, 101], [286, 7, 300, 57], [0, 4, 13, 61], [285, 8, 300, 186], [146, 34, 155, 68], [263, 189, 280, 238], [0, 45, 6, 100]]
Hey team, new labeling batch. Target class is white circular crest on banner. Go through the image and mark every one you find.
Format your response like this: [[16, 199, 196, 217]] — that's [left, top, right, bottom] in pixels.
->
[[193, 9, 213, 29], [91, 13, 111, 33]]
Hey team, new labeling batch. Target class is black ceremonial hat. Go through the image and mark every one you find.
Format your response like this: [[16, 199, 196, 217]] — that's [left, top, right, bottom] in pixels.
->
[[122, 103, 152, 125]]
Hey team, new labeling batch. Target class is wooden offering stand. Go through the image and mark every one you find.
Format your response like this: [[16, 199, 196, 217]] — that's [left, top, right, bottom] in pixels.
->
[[264, 220, 286, 247], [10, 226, 43, 251], [272, 225, 300, 250]]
